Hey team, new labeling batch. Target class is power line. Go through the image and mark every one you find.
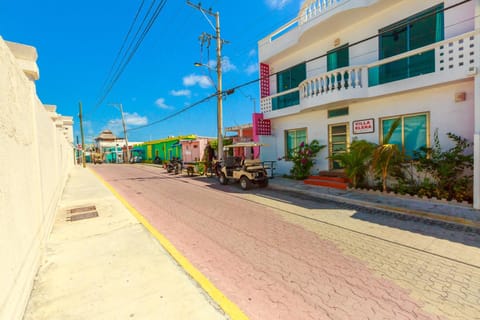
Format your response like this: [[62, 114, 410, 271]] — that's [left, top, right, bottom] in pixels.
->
[[123, 0, 475, 135], [94, 0, 168, 111], [97, 0, 146, 102], [128, 92, 218, 132]]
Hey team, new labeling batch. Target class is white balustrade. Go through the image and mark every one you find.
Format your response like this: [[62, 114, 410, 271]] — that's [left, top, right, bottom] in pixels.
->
[[261, 31, 476, 115], [299, 66, 364, 99], [300, 0, 344, 25]]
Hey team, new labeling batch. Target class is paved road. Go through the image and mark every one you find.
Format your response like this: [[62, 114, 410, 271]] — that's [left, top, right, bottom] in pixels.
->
[[92, 164, 480, 320]]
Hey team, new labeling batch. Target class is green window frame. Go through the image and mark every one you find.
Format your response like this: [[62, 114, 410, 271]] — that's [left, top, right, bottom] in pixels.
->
[[285, 128, 307, 160], [328, 123, 349, 170], [327, 44, 349, 71], [380, 113, 429, 157], [328, 107, 349, 118], [369, 4, 444, 86], [273, 63, 306, 110]]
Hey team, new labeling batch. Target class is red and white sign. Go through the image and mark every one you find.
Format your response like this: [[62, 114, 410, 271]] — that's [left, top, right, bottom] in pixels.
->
[[352, 118, 374, 134]]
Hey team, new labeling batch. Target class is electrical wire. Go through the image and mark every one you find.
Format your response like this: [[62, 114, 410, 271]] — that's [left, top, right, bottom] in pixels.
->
[[93, 0, 168, 112], [97, 0, 146, 103], [128, 92, 218, 132], [119, 0, 476, 135]]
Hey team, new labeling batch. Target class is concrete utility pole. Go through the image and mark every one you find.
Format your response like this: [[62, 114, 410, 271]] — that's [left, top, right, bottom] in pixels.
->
[[78, 101, 86, 168], [187, 1, 224, 161], [109, 103, 130, 163]]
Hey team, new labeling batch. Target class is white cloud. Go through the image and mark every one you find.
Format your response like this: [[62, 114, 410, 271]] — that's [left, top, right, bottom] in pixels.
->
[[107, 112, 148, 135], [265, 0, 292, 9], [205, 56, 237, 73], [248, 49, 257, 57], [183, 74, 213, 88], [170, 89, 191, 97], [125, 112, 148, 125], [222, 56, 237, 72], [155, 98, 173, 109], [245, 63, 259, 75]]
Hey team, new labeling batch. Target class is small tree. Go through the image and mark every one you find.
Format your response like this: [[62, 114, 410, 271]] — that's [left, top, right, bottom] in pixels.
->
[[414, 130, 473, 201], [330, 139, 376, 188], [290, 139, 325, 180], [371, 118, 405, 192]]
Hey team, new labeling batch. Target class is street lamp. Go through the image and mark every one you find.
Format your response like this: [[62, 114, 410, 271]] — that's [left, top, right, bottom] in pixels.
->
[[188, 1, 224, 162], [193, 59, 223, 162], [109, 103, 130, 163]]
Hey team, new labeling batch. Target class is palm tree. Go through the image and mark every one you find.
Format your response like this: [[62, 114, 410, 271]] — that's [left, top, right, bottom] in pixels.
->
[[371, 118, 404, 192], [330, 139, 376, 188]]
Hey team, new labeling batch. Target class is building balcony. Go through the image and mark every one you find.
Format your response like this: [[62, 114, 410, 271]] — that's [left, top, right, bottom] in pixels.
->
[[260, 31, 477, 117], [258, 0, 390, 62]]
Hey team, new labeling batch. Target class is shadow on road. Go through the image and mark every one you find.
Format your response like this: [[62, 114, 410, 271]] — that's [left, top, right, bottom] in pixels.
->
[[255, 189, 480, 249]]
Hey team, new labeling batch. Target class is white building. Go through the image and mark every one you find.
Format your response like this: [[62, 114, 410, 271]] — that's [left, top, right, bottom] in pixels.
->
[[258, 0, 480, 208]]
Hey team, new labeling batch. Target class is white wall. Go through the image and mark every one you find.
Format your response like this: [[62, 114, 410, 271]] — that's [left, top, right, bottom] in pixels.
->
[[267, 81, 475, 176], [266, 0, 475, 94], [0, 38, 74, 320]]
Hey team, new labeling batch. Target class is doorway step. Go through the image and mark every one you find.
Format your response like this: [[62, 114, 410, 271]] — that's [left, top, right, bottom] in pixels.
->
[[304, 173, 349, 190]]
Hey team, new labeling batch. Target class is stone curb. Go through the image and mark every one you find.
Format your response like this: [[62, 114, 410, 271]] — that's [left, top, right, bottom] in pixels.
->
[[269, 184, 480, 232]]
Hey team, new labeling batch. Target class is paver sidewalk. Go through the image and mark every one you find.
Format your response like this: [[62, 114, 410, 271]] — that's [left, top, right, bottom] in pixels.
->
[[23, 166, 227, 320], [268, 176, 480, 230]]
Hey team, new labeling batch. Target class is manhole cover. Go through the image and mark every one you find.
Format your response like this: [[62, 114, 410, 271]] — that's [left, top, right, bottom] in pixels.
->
[[66, 205, 98, 222]]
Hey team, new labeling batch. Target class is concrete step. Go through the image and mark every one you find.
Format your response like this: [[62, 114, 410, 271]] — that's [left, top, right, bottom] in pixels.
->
[[304, 175, 350, 190]]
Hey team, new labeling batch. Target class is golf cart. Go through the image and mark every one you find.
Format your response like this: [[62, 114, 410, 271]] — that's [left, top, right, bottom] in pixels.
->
[[217, 142, 269, 190]]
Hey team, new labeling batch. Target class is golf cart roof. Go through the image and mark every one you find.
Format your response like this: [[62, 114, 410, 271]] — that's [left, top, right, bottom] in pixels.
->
[[223, 142, 268, 149]]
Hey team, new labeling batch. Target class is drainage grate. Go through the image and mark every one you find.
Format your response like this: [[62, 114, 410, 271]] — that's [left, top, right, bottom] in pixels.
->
[[68, 205, 96, 214], [66, 205, 98, 222]]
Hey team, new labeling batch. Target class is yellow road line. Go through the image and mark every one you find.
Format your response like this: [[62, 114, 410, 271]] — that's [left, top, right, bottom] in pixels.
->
[[90, 168, 248, 320]]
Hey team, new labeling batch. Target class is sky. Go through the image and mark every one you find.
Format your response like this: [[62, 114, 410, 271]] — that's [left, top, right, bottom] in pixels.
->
[[0, 0, 303, 143]]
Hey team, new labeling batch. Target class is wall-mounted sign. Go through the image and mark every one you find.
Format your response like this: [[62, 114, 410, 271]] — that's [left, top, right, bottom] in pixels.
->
[[352, 118, 374, 134]]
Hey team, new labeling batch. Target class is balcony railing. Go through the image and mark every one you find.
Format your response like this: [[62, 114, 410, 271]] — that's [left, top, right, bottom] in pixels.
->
[[300, 66, 364, 99], [259, 0, 346, 46], [261, 31, 477, 114], [300, 0, 345, 25]]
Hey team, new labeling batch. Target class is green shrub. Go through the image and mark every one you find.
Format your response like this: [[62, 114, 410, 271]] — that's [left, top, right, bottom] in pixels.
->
[[289, 140, 325, 180], [371, 118, 406, 192], [414, 130, 473, 202], [329, 139, 376, 188]]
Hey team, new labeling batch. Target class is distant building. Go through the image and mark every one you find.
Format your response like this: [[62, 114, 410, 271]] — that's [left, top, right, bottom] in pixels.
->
[[94, 129, 142, 163]]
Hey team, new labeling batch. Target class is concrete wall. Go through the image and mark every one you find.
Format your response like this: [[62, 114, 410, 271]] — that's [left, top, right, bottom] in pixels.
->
[[0, 37, 74, 320], [264, 81, 474, 176]]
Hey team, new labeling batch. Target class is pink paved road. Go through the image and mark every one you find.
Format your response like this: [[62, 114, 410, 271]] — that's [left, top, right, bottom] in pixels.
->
[[92, 164, 444, 320]]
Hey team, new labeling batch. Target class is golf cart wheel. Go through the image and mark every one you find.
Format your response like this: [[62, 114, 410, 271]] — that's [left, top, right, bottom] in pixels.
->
[[239, 176, 252, 190], [259, 179, 269, 188], [219, 173, 228, 185]]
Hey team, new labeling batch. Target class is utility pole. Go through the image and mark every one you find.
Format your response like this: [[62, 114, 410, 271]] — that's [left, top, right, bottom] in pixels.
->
[[78, 102, 86, 168], [187, 1, 224, 161], [109, 103, 130, 163]]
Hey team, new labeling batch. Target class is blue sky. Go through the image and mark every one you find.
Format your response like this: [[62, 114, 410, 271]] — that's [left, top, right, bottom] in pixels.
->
[[1, 0, 302, 143]]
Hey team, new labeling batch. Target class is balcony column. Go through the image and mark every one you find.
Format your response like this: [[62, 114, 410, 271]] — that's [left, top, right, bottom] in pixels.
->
[[474, 0, 480, 209]]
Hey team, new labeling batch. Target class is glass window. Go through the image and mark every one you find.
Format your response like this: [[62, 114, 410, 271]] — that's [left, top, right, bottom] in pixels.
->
[[329, 123, 349, 169], [328, 107, 349, 118], [285, 128, 307, 159], [327, 44, 349, 71], [381, 113, 428, 157], [370, 4, 444, 86], [274, 63, 306, 110]]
